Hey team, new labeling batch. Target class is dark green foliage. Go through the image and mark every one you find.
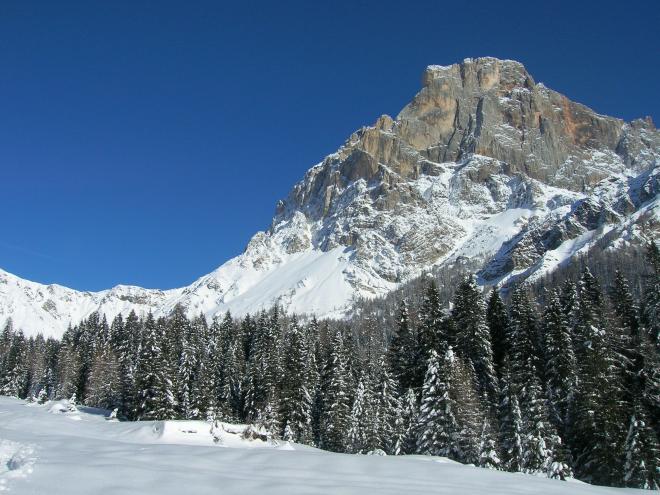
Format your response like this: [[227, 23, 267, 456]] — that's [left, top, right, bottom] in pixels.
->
[[416, 349, 456, 457], [387, 300, 418, 392], [452, 277, 499, 414], [3, 249, 658, 489], [486, 289, 509, 379], [543, 290, 577, 434], [279, 317, 313, 443], [134, 314, 176, 420], [319, 329, 351, 452]]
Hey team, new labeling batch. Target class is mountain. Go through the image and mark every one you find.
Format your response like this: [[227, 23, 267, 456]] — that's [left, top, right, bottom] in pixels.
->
[[2, 57, 658, 338]]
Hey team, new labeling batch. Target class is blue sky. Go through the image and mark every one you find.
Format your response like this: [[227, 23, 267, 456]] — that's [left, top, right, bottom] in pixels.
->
[[1, 0, 658, 291]]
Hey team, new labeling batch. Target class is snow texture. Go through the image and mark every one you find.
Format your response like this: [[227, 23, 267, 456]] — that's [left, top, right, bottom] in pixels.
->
[[0, 396, 643, 494]]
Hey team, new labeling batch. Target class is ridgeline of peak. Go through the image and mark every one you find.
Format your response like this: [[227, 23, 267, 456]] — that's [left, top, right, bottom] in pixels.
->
[[2, 58, 659, 337], [280, 57, 655, 220]]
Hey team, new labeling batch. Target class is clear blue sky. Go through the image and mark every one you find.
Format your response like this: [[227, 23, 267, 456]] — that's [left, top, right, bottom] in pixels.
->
[[1, 0, 658, 291]]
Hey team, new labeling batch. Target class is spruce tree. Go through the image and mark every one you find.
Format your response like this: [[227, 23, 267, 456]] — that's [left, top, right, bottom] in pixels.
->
[[543, 290, 577, 434], [387, 299, 418, 392], [478, 417, 501, 469], [0, 330, 28, 398], [115, 310, 139, 419], [177, 334, 197, 419], [452, 276, 499, 414], [319, 329, 351, 452], [451, 356, 484, 465], [572, 269, 627, 486], [499, 374, 524, 471], [416, 349, 457, 457], [220, 339, 244, 421], [371, 356, 400, 453], [279, 318, 313, 444], [85, 343, 121, 409], [417, 280, 451, 388], [623, 405, 660, 489], [346, 378, 374, 453], [134, 313, 176, 420], [641, 241, 660, 351], [392, 388, 418, 455], [486, 289, 509, 380]]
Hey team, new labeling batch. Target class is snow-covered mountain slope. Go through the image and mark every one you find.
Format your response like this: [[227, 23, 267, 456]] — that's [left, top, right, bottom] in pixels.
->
[[1, 57, 659, 338], [0, 396, 641, 494]]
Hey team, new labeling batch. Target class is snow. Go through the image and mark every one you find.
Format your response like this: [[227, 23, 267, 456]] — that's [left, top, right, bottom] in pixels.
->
[[453, 208, 537, 260], [0, 105, 657, 338], [1, 158, 656, 338], [198, 247, 354, 318], [0, 397, 642, 494], [0, 247, 354, 338]]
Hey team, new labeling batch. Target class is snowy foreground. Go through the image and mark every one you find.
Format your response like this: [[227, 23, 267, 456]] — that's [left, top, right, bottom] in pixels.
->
[[0, 397, 642, 494]]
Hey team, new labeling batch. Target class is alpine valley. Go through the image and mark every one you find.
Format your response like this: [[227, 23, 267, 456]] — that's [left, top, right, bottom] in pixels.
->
[[2, 57, 658, 338]]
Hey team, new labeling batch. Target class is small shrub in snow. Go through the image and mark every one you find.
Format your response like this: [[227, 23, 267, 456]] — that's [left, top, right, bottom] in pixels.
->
[[242, 425, 269, 443]]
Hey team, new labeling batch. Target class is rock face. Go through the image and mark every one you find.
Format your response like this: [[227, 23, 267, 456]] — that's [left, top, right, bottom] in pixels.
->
[[271, 57, 658, 284], [1, 57, 659, 337]]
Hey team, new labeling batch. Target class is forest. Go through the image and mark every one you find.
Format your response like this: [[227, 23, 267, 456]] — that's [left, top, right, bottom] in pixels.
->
[[1, 242, 658, 490]]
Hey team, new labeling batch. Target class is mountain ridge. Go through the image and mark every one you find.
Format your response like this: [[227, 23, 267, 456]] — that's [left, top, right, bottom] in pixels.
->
[[2, 57, 658, 337]]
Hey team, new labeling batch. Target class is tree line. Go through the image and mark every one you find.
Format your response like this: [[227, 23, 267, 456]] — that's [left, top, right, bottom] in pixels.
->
[[1, 243, 659, 490]]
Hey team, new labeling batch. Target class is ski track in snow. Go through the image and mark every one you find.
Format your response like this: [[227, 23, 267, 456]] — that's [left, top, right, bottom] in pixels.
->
[[0, 397, 645, 494]]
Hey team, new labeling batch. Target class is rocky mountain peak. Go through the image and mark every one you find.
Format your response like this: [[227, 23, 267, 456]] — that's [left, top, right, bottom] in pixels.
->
[[421, 57, 534, 92], [284, 58, 656, 227], [265, 56, 658, 292], [2, 57, 658, 337]]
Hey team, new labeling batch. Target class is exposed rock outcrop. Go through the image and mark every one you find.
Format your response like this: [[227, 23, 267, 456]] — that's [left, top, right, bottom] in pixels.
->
[[1, 57, 658, 337]]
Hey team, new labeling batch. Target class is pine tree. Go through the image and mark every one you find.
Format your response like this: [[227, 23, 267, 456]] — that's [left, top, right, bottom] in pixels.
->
[[85, 343, 121, 409], [486, 289, 509, 380], [279, 318, 313, 444], [452, 276, 499, 414], [189, 318, 214, 421], [319, 329, 351, 452], [115, 310, 139, 419], [56, 329, 80, 400], [572, 269, 627, 486], [573, 267, 605, 359], [371, 356, 400, 453], [478, 417, 501, 469], [206, 316, 227, 417], [387, 299, 418, 392], [256, 399, 281, 438], [0, 319, 15, 378], [507, 288, 540, 392], [177, 334, 197, 419], [134, 314, 177, 420], [0, 330, 28, 398], [73, 319, 95, 401], [451, 356, 484, 465], [346, 378, 373, 453], [641, 241, 660, 350], [220, 338, 244, 421], [623, 406, 660, 489], [609, 270, 654, 455], [25, 335, 51, 399], [417, 280, 451, 388], [520, 376, 559, 475], [392, 388, 418, 455], [543, 290, 577, 434], [416, 349, 457, 457], [244, 310, 281, 421], [498, 359, 524, 472]]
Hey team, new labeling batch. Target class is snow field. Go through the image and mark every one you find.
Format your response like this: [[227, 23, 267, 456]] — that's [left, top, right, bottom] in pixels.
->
[[0, 397, 645, 494]]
